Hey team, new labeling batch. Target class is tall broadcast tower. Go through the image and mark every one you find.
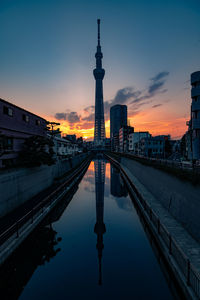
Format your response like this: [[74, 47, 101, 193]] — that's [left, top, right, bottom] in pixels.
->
[[93, 19, 106, 146]]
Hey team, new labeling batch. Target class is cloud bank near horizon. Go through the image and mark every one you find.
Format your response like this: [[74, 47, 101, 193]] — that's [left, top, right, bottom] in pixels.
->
[[54, 71, 170, 132]]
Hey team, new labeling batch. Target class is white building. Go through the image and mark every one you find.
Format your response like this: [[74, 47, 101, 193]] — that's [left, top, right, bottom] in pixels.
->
[[48, 135, 80, 159], [128, 132, 151, 154]]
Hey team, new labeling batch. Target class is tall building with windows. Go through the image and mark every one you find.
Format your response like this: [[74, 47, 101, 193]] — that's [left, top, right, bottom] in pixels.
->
[[189, 71, 200, 160], [119, 125, 134, 152], [93, 19, 105, 146], [110, 105, 127, 151]]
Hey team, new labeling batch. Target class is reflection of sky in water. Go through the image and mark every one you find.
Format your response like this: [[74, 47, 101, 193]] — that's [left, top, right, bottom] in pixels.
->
[[19, 160, 175, 300]]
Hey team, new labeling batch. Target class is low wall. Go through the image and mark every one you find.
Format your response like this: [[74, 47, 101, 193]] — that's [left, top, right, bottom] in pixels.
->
[[0, 154, 88, 218]]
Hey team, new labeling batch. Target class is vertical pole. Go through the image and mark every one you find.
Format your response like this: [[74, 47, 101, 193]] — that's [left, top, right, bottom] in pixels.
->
[[150, 208, 152, 221], [157, 219, 160, 234], [169, 234, 172, 254], [31, 208, 34, 224], [16, 221, 19, 238], [187, 259, 190, 286]]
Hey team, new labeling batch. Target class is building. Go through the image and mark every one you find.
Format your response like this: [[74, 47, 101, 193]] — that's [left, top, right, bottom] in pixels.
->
[[52, 136, 79, 158], [128, 132, 151, 154], [139, 135, 169, 158], [93, 19, 106, 146], [110, 105, 127, 151], [119, 126, 134, 152], [66, 135, 76, 142], [0, 98, 47, 168], [105, 138, 111, 150], [186, 71, 200, 160]]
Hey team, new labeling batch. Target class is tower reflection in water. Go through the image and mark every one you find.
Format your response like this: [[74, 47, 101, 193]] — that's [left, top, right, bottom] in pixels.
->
[[94, 159, 106, 285]]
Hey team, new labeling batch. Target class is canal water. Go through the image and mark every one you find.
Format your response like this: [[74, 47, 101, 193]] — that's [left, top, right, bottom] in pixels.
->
[[1, 159, 182, 299]]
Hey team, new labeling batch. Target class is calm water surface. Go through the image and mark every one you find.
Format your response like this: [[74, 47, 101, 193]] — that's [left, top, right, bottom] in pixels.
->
[[7, 159, 180, 299]]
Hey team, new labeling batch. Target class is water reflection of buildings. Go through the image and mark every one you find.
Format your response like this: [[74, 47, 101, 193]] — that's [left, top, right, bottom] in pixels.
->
[[110, 165, 128, 198], [94, 160, 106, 285]]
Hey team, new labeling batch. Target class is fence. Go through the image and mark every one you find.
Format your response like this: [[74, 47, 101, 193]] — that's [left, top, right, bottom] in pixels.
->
[[113, 152, 200, 173], [107, 154, 200, 299]]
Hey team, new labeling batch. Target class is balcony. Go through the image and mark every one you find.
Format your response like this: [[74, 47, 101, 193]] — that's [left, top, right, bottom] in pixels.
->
[[192, 102, 200, 111], [191, 87, 200, 98], [191, 71, 200, 85], [192, 119, 200, 129]]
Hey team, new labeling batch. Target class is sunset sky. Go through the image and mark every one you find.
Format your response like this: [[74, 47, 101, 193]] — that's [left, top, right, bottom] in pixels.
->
[[0, 0, 200, 140]]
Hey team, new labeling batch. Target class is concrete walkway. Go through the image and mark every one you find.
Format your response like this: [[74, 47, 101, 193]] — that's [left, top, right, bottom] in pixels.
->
[[121, 157, 200, 243], [122, 164, 200, 271]]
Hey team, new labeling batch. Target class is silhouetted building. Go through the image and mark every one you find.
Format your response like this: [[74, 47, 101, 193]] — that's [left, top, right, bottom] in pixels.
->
[[66, 135, 76, 142], [186, 71, 200, 160], [0, 98, 47, 168], [110, 165, 128, 197], [110, 105, 127, 151], [94, 160, 106, 285], [93, 19, 106, 146], [105, 138, 111, 150], [119, 125, 134, 152]]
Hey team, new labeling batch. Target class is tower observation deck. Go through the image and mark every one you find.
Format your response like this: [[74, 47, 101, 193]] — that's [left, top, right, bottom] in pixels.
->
[[93, 19, 106, 146]]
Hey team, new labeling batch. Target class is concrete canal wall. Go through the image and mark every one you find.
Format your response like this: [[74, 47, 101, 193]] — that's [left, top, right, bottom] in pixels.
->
[[107, 154, 200, 300], [120, 157, 200, 243], [0, 154, 88, 218]]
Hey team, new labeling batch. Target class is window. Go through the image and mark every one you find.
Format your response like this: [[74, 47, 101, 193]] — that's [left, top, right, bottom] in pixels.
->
[[3, 106, 13, 117], [22, 114, 29, 122], [35, 119, 41, 126], [4, 137, 13, 150]]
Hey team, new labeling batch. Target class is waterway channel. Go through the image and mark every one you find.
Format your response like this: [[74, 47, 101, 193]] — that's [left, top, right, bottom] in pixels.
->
[[0, 158, 184, 299]]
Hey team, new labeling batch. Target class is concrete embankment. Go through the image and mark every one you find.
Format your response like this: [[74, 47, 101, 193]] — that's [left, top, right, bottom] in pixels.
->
[[0, 156, 91, 266], [106, 153, 200, 300], [0, 154, 88, 218], [119, 155, 200, 242]]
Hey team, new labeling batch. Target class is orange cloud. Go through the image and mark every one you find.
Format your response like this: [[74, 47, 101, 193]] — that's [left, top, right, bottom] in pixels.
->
[[43, 103, 188, 140]]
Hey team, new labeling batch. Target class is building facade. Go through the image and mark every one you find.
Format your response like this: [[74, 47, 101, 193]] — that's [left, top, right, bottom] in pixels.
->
[[189, 71, 200, 160], [119, 126, 134, 152], [128, 132, 151, 154], [0, 98, 47, 168], [139, 135, 169, 158], [52, 136, 79, 158], [110, 105, 127, 151], [93, 19, 106, 146]]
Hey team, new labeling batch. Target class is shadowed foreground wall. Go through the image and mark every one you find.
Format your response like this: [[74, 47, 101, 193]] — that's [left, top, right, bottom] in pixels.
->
[[0, 154, 87, 218]]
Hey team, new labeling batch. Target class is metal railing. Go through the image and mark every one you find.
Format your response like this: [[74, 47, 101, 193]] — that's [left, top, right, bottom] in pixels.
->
[[0, 158, 91, 249], [111, 151, 200, 173], [106, 154, 200, 299]]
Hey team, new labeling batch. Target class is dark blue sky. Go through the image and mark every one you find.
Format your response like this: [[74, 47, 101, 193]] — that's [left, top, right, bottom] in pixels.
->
[[0, 0, 200, 138]]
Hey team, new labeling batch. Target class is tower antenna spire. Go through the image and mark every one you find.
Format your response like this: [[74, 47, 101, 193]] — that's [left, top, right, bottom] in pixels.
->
[[97, 19, 100, 46]]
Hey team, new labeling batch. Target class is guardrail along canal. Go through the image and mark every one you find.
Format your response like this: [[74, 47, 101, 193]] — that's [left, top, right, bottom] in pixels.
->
[[0, 158, 183, 299]]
